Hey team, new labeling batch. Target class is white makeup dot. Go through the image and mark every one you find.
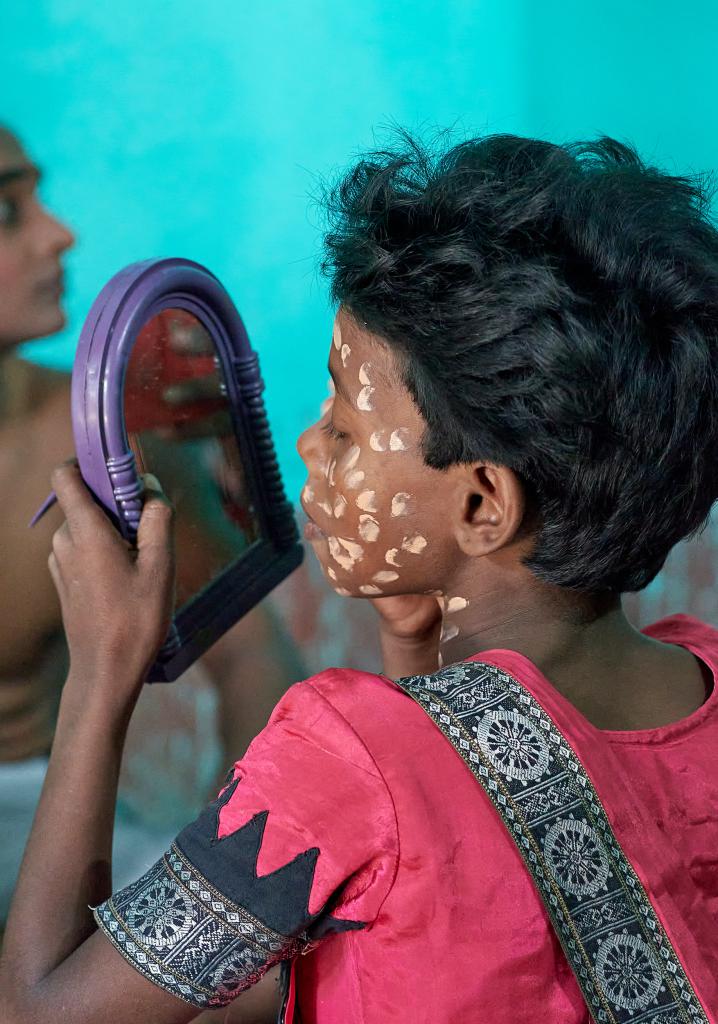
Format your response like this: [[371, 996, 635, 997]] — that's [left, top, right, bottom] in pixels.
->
[[373, 570, 399, 584], [327, 567, 337, 581], [385, 548, 402, 567], [440, 622, 460, 643], [359, 362, 372, 386], [317, 500, 333, 516], [446, 596, 469, 613], [328, 536, 355, 572], [391, 492, 411, 517], [358, 515, 380, 542], [345, 468, 366, 489], [401, 534, 428, 555], [389, 428, 409, 451], [344, 445, 361, 471], [369, 431, 387, 452], [357, 490, 378, 513], [359, 584, 383, 596], [357, 386, 375, 411], [326, 459, 337, 486], [333, 322, 342, 351], [341, 343, 351, 367], [335, 587, 351, 597], [302, 484, 314, 504], [338, 537, 364, 561], [333, 494, 348, 518]]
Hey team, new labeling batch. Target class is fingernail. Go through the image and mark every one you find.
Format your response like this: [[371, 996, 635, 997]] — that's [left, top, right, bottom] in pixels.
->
[[144, 473, 162, 490]]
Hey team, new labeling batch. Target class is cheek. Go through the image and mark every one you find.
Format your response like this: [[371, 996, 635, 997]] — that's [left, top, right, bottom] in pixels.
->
[[322, 445, 439, 593], [0, 249, 25, 295]]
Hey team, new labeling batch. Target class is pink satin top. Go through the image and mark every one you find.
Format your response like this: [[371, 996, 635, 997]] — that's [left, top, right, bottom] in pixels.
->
[[204, 613, 718, 1021]]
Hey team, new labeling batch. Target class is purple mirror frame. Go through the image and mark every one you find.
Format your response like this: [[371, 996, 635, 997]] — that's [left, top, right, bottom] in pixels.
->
[[72, 257, 303, 682]]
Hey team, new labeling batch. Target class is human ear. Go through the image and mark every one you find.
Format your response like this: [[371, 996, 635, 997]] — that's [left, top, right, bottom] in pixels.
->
[[451, 463, 526, 557]]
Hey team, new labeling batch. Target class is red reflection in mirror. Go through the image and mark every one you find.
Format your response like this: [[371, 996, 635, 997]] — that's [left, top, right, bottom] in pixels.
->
[[124, 309, 224, 434]]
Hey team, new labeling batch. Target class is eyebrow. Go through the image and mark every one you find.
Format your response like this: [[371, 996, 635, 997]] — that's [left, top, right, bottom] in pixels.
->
[[0, 165, 41, 189]]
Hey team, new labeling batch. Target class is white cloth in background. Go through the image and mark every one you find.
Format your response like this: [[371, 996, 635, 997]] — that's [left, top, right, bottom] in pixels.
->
[[0, 756, 177, 922]]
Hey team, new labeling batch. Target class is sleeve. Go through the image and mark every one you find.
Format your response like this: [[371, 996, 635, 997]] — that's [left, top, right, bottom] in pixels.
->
[[93, 674, 399, 1010]]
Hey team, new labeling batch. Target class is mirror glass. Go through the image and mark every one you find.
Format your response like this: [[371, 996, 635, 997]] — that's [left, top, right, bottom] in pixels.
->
[[124, 308, 261, 606]]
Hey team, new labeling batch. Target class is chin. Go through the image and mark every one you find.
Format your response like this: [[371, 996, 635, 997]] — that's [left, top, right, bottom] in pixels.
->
[[24, 310, 66, 343]]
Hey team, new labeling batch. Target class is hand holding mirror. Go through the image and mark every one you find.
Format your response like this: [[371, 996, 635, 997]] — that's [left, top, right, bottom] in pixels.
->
[[36, 258, 302, 681]]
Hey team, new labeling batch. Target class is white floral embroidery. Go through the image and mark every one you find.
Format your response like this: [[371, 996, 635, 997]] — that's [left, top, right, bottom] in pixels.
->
[[475, 708, 550, 783]]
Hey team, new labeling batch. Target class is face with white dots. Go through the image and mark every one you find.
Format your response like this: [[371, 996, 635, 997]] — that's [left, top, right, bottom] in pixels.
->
[[297, 308, 461, 599]]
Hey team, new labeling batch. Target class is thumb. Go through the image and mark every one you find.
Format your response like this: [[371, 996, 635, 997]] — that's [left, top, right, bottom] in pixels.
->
[[136, 473, 175, 574]]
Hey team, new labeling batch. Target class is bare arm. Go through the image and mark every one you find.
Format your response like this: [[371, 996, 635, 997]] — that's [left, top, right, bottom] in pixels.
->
[[0, 466, 262, 1023]]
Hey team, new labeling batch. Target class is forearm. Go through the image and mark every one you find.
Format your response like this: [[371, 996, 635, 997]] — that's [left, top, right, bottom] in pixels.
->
[[0, 672, 136, 988]]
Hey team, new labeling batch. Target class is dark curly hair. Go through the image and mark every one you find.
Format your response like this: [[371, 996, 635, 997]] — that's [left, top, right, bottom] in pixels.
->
[[321, 130, 718, 593]]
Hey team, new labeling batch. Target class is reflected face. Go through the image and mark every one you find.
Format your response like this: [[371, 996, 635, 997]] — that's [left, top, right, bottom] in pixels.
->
[[0, 130, 75, 349], [297, 309, 458, 597]]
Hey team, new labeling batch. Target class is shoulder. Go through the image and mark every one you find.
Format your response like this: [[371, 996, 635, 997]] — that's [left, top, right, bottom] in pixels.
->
[[642, 613, 718, 651], [257, 669, 409, 777]]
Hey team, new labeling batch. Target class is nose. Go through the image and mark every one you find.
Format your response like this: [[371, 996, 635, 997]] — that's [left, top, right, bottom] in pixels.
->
[[297, 421, 317, 466], [34, 203, 75, 259]]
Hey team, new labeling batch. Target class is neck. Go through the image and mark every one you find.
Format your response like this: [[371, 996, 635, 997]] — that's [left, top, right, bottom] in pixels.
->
[[0, 347, 30, 422], [438, 563, 647, 701]]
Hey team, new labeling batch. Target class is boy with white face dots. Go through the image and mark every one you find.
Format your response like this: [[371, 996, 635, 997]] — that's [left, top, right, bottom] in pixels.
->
[[5, 131, 718, 1024]]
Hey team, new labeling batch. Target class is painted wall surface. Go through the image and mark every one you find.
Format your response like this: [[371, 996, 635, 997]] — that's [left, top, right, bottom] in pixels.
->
[[3, 1, 718, 621], [2, 1, 527, 497]]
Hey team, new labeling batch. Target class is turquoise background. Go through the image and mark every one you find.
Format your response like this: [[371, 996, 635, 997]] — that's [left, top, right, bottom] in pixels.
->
[[3, 0, 718, 506]]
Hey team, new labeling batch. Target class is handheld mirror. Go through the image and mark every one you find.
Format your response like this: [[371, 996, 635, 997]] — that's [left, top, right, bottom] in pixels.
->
[[71, 257, 302, 681]]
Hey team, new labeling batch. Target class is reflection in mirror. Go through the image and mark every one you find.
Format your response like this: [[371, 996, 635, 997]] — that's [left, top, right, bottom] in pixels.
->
[[124, 308, 261, 606]]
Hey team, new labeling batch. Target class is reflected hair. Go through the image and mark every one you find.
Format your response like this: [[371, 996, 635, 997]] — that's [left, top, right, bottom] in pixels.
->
[[321, 129, 718, 592]]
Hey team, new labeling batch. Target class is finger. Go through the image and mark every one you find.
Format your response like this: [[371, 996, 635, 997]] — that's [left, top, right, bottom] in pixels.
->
[[51, 521, 72, 558], [47, 551, 62, 592], [136, 474, 175, 572], [50, 462, 108, 537]]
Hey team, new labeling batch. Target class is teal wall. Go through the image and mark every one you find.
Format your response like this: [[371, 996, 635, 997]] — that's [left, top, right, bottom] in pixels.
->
[[3, 1, 717, 501]]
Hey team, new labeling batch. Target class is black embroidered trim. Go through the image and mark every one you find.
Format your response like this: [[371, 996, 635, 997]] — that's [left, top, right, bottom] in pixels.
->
[[396, 661, 710, 1024], [94, 843, 305, 1008]]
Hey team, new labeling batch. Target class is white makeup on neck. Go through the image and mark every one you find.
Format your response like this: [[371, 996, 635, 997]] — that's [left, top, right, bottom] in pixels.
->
[[440, 622, 460, 643]]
